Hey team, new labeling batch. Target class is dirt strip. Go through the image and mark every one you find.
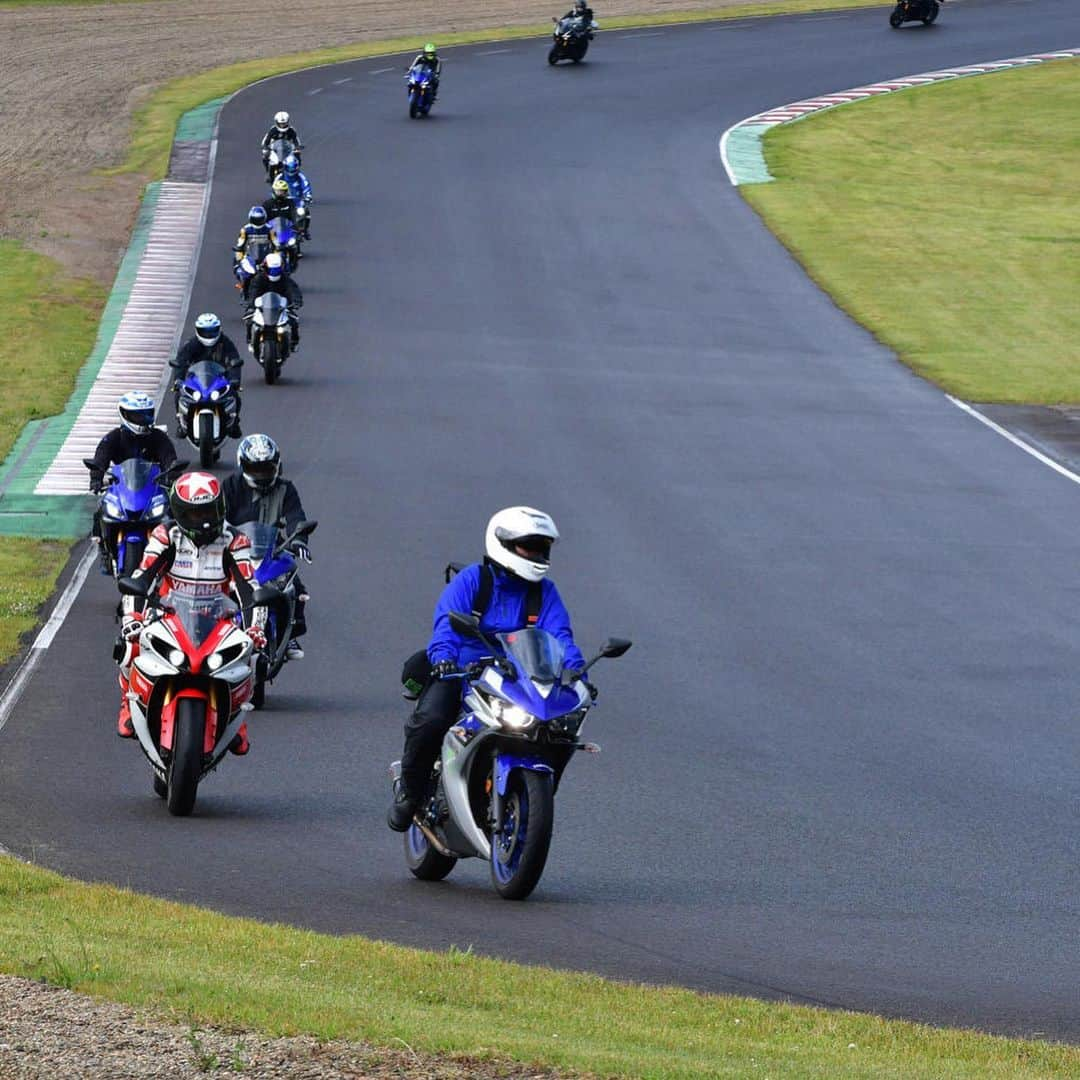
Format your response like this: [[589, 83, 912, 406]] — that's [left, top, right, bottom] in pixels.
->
[[0, 974, 579, 1079], [1, 0, 751, 283]]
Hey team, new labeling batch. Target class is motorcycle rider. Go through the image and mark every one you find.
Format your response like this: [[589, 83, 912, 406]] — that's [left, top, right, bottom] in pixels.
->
[[89, 393, 178, 565], [116, 472, 262, 749], [170, 313, 243, 439], [261, 110, 302, 178], [262, 177, 299, 225], [388, 506, 587, 831], [281, 155, 312, 240], [233, 206, 271, 261], [406, 43, 442, 99], [223, 434, 311, 661], [561, 0, 595, 27], [244, 252, 302, 351]]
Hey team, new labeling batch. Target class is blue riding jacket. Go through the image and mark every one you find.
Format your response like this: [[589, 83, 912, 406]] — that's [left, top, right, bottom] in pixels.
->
[[427, 562, 586, 671], [283, 171, 312, 204]]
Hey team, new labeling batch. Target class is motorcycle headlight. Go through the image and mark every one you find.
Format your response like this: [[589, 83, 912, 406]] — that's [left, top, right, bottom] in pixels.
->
[[190, 389, 202, 402], [288, 238, 296, 247], [169, 648, 186, 667], [150, 502, 165, 518], [103, 498, 123, 520], [206, 652, 223, 671], [210, 389, 220, 402], [495, 701, 535, 731]]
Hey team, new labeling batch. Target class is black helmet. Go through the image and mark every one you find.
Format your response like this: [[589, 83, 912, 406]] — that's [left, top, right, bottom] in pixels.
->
[[170, 472, 226, 546], [237, 433, 281, 492]]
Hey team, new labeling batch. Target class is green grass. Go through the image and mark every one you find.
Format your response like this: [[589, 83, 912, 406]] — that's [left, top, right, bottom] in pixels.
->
[[1, 855, 1078, 1079], [0, 541, 73, 661], [743, 59, 1080, 403]]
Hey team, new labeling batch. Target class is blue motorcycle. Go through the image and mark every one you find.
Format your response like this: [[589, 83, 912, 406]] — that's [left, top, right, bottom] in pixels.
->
[[82, 457, 178, 577], [177, 360, 239, 468], [392, 614, 631, 899], [234, 236, 272, 301], [268, 215, 301, 271], [236, 519, 317, 708], [406, 67, 435, 119]]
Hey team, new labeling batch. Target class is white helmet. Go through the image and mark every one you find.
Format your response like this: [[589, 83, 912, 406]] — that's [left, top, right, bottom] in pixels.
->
[[274, 111, 290, 130], [485, 506, 559, 583]]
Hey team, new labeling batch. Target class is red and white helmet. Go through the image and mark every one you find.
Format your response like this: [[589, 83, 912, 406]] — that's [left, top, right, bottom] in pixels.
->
[[485, 506, 559, 582], [169, 472, 225, 546]]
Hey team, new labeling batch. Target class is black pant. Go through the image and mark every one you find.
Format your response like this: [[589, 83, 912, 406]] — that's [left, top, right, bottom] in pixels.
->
[[401, 678, 460, 798]]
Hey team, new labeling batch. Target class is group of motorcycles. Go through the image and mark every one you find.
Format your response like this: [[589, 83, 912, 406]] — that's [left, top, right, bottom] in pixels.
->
[[889, 0, 942, 26]]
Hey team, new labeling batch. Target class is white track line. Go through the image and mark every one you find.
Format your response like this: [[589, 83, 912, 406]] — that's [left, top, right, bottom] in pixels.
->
[[947, 398, 1080, 486], [0, 544, 97, 734]]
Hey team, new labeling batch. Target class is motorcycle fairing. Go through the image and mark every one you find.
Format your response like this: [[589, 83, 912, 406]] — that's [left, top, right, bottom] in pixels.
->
[[494, 752, 553, 796]]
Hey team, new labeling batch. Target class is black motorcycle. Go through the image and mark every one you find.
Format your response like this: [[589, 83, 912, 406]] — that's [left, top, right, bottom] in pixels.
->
[[548, 15, 592, 64], [890, 0, 941, 27]]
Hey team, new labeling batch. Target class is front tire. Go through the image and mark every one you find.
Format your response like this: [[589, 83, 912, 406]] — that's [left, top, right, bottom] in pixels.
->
[[491, 770, 553, 900], [197, 417, 214, 468], [889, 8, 904, 26], [167, 697, 204, 817], [548, 46, 559, 65], [405, 823, 457, 881], [261, 339, 279, 385]]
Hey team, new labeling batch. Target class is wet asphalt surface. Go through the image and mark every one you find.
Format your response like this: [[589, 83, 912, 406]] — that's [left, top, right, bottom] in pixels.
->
[[3, 0, 1080, 1040]]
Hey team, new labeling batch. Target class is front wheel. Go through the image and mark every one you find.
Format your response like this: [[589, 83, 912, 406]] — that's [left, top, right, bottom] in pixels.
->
[[409, 92, 420, 119], [889, 7, 904, 26], [197, 416, 214, 468], [261, 339, 279, 385], [548, 46, 559, 65], [167, 697, 204, 816], [405, 823, 457, 881], [491, 769, 553, 900]]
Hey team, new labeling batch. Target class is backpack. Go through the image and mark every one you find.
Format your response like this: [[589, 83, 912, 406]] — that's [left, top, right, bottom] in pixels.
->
[[400, 561, 542, 699]]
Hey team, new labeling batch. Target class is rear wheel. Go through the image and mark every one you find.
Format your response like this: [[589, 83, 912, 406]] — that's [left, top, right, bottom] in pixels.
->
[[197, 418, 214, 468], [923, 1, 938, 23], [490, 770, 553, 900], [261, 340, 278, 385], [405, 822, 457, 881], [167, 697, 204, 817]]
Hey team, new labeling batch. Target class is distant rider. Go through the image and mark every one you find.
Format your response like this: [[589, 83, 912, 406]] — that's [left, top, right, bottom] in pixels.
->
[[406, 43, 442, 99], [244, 252, 302, 351], [116, 472, 261, 749], [170, 313, 243, 439], [233, 206, 271, 260], [261, 111, 302, 178], [561, 0, 595, 28], [281, 155, 313, 240], [387, 506, 587, 831], [223, 434, 311, 661]]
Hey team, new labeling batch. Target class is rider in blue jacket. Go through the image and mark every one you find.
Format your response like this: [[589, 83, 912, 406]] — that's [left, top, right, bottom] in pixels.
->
[[388, 506, 586, 831], [281, 155, 313, 239]]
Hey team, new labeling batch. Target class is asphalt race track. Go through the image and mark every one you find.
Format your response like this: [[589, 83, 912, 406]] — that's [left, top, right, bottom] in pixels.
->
[[3, 0, 1079, 1040]]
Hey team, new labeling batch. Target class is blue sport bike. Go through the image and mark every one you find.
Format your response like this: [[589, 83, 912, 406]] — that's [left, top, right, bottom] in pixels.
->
[[177, 359, 240, 468], [83, 456, 184, 578], [391, 613, 631, 899], [406, 67, 436, 118]]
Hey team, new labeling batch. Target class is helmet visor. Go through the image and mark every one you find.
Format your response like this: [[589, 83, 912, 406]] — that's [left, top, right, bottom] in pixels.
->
[[510, 534, 553, 563], [178, 500, 223, 539], [121, 407, 156, 431], [243, 460, 278, 486]]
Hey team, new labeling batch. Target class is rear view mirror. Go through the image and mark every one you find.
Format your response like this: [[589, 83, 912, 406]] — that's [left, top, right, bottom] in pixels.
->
[[448, 610, 482, 637], [600, 638, 632, 659], [82, 458, 96, 470]]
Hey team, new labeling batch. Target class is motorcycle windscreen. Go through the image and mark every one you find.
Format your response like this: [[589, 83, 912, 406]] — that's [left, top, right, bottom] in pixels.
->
[[246, 238, 271, 262], [233, 522, 279, 562], [496, 628, 567, 684], [116, 457, 160, 492], [270, 138, 293, 161], [188, 359, 228, 393], [258, 292, 289, 323], [169, 592, 239, 649]]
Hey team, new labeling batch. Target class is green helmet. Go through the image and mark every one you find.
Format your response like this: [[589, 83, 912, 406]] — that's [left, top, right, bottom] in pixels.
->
[[423, 42, 437, 58]]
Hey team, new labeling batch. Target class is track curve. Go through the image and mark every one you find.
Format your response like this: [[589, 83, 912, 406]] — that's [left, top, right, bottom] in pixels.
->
[[3, 0, 1079, 1038]]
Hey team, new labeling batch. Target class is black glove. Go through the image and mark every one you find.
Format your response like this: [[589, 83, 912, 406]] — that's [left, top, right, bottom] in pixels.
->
[[431, 659, 458, 679], [293, 541, 312, 564], [583, 679, 599, 701]]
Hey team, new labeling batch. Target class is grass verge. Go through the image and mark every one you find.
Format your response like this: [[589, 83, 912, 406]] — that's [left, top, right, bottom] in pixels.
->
[[2, 855, 1078, 1079], [742, 58, 1080, 403], [0, 542, 73, 662]]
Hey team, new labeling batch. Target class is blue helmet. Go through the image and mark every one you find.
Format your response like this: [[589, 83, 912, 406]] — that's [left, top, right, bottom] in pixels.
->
[[283, 154, 300, 175], [194, 312, 221, 347], [248, 205, 268, 227], [117, 391, 156, 435]]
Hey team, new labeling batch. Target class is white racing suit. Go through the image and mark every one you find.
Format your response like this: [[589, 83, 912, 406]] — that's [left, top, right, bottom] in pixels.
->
[[116, 524, 257, 746]]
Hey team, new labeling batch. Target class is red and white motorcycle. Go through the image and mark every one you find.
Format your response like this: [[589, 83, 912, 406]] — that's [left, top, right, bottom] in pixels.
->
[[118, 580, 261, 815]]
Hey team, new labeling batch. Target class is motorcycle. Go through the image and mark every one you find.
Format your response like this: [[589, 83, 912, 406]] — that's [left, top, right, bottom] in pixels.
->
[[391, 612, 631, 900], [177, 359, 239, 468], [83, 457, 183, 577], [234, 236, 272, 301], [264, 137, 301, 182], [269, 214, 302, 270], [889, 0, 940, 26], [248, 291, 294, 385], [548, 15, 594, 64], [406, 67, 436, 119], [236, 518, 317, 709], [117, 577, 267, 816]]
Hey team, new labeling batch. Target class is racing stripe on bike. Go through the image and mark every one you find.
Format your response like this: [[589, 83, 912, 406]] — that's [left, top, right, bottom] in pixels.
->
[[720, 47, 1080, 186]]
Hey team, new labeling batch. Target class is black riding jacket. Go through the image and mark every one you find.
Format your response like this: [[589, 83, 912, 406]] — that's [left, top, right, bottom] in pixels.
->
[[261, 125, 301, 150], [88, 427, 177, 491], [247, 272, 303, 309], [171, 334, 243, 385], [261, 194, 297, 222], [223, 473, 306, 535]]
